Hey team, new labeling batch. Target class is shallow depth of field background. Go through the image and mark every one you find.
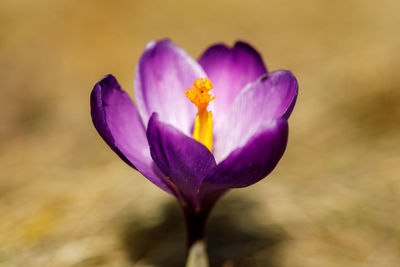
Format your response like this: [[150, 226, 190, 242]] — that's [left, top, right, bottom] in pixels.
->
[[1, 0, 399, 266]]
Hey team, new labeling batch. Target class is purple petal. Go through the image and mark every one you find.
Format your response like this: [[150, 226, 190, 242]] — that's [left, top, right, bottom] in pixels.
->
[[213, 70, 298, 162], [147, 113, 216, 208], [199, 119, 288, 207], [198, 41, 267, 120], [90, 74, 172, 193], [135, 39, 207, 135]]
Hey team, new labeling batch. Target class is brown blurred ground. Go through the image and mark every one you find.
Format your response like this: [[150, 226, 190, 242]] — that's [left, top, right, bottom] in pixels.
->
[[1, 0, 400, 266]]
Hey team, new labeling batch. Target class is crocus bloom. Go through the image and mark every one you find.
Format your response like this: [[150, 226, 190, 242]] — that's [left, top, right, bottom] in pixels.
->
[[90, 39, 298, 248]]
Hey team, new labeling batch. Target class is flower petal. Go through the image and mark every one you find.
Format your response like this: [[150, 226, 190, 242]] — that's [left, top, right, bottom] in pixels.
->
[[201, 118, 288, 193], [135, 39, 207, 135], [90, 74, 172, 193], [198, 41, 267, 119], [213, 70, 298, 162], [147, 113, 216, 207]]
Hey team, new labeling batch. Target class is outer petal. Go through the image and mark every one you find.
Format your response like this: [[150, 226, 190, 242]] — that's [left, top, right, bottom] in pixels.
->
[[213, 70, 298, 162], [198, 41, 267, 119], [198, 119, 288, 209], [90, 75, 172, 193], [206, 119, 287, 188], [135, 39, 207, 135], [147, 113, 216, 208]]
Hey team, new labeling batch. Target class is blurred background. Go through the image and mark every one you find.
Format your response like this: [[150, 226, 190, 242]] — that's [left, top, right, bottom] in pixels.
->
[[1, 0, 399, 266]]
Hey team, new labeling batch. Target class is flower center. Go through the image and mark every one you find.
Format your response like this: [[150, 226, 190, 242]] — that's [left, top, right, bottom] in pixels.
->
[[185, 78, 215, 151]]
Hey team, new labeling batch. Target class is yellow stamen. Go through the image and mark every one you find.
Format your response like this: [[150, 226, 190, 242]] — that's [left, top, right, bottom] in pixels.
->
[[185, 78, 215, 151]]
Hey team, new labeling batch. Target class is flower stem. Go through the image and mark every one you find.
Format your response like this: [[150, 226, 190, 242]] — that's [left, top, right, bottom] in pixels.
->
[[182, 206, 211, 265], [184, 209, 207, 248], [185, 240, 209, 267]]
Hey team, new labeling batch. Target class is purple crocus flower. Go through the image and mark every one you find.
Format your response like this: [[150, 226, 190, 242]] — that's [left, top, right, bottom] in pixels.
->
[[90, 39, 298, 251]]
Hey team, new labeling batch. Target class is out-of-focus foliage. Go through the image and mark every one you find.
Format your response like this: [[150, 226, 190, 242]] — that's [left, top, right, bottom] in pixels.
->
[[0, 0, 399, 266]]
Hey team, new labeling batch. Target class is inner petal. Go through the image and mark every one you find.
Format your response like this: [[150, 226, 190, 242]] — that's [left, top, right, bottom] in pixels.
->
[[134, 39, 207, 135], [213, 70, 298, 163]]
